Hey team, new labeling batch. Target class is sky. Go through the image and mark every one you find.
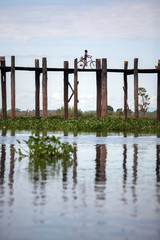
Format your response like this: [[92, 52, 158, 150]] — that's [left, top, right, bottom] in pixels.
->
[[0, 0, 160, 112]]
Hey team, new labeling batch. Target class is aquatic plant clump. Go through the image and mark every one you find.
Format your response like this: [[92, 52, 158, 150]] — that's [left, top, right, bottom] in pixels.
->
[[17, 134, 74, 163], [0, 117, 160, 133]]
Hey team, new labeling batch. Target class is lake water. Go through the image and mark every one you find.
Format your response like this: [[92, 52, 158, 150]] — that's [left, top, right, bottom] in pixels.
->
[[0, 130, 160, 240]]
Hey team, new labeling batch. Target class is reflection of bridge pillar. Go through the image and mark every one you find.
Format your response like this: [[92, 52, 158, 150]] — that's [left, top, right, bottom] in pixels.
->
[[73, 146, 77, 185], [0, 145, 6, 185], [95, 145, 107, 183], [156, 145, 160, 182], [95, 144, 107, 203], [123, 144, 127, 185], [95, 144, 106, 182], [132, 144, 138, 204], [8, 144, 15, 207]]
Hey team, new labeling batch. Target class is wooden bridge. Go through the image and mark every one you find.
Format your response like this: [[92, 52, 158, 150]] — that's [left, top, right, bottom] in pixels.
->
[[0, 56, 160, 120]]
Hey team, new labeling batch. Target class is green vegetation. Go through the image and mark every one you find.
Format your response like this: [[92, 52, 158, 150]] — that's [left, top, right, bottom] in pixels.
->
[[16, 134, 74, 181], [1, 117, 160, 133], [17, 134, 73, 161]]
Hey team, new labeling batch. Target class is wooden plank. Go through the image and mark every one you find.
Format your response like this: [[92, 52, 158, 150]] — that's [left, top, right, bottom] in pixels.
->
[[35, 59, 40, 117], [74, 58, 78, 118], [101, 58, 107, 117], [157, 60, 160, 120], [134, 58, 139, 119], [1, 66, 159, 74], [11, 56, 15, 119], [0, 57, 7, 119], [124, 61, 128, 119], [42, 58, 48, 119], [96, 59, 101, 118], [64, 61, 69, 119]]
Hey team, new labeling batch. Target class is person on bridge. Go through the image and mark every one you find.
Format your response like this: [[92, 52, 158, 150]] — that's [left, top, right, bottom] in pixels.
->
[[83, 50, 92, 69]]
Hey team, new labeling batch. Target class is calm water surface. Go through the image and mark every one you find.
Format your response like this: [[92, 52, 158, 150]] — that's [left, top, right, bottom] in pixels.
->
[[0, 130, 160, 240]]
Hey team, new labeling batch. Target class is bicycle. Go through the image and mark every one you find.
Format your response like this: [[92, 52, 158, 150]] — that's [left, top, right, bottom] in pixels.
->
[[77, 56, 96, 69]]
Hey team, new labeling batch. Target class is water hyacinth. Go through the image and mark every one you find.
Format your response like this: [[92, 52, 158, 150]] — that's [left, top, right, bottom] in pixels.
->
[[0, 117, 160, 133], [16, 134, 74, 163]]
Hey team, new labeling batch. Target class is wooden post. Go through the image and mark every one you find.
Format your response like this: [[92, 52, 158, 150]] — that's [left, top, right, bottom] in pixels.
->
[[74, 58, 78, 118], [134, 58, 139, 119], [11, 56, 15, 119], [35, 59, 40, 117], [124, 61, 128, 119], [101, 58, 107, 117], [96, 59, 101, 118], [0, 57, 7, 120], [64, 61, 69, 119], [157, 60, 160, 120], [42, 57, 47, 119]]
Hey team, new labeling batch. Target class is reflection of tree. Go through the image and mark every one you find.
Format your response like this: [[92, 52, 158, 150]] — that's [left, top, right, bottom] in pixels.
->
[[95, 144, 107, 203]]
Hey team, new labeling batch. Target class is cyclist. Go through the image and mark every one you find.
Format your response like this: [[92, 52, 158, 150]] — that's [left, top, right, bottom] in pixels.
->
[[83, 50, 92, 69]]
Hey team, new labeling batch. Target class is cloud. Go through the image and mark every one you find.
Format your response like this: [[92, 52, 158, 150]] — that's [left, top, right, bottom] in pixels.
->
[[0, 0, 160, 42]]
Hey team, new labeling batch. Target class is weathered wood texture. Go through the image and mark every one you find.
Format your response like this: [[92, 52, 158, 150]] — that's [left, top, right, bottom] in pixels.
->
[[157, 60, 160, 120], [35, 59, 40, 117], [96, 59, 101, 118], [101, 58, 107, 117], [134, 58, 139, 119], [124, 61, 128, 119], [74, 58, 78, 118], [64, 61, 69, 119], [11, 56, 15, 119], [0, 57, 7, 119], [42, 58, 47, 119], [1, 56, 160, 120]]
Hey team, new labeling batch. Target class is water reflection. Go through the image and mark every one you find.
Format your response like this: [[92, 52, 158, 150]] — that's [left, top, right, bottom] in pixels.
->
[[95, 144, 107, 204], [156, 145, 160, 204], [0, 132, 160, 240], [122, 144, 127, 203], [132, 144, 138, 204], [156, 145, 160, 183], [8, 144, 15, 207], [0, 145, 5, 185], [0, 144, 6, 217], [123, 144, 127, 186]]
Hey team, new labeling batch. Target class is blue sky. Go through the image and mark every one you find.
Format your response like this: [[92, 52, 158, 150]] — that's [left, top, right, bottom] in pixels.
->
[[0, 0, 160, 111]]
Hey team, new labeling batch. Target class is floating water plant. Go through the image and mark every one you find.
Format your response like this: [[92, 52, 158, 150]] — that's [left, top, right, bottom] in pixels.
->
[[1, 117, 160, 133], [17, 134, 74, 163]]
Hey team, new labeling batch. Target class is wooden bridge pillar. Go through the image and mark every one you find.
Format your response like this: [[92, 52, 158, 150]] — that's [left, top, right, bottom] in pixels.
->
[[157, 60, 160, 120], [0, 57, 7, 120], [42, 57, 47, 119], [96, 59, 101, 118], [101, 58, 107, 117], [11, 56, 15, 119], [64, 61, 69, 119], [134, 58, 139, 119], [124, 61, 128, 119], [35, 59, 40, 117], [74, 58, 78, 118]]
